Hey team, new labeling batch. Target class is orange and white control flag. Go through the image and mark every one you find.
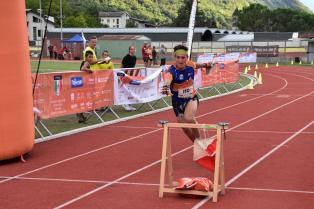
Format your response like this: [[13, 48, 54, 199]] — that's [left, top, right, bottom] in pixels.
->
[[193, 138, 216, 172]]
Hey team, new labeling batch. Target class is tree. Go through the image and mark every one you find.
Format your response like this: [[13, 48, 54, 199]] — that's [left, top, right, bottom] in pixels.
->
[[64, 14, 88, 27], [237, 4, 314, 32], [172, 1, 216, 27], [237, 4, 270, 32], [126, 20, 137, 28]]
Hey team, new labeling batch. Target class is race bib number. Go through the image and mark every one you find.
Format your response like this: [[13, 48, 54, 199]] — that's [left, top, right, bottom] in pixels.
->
[[178, 85, 194, 98]]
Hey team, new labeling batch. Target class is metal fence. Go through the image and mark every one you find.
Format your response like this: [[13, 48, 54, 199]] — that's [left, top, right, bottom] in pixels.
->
[[151, 40, 310, 63]]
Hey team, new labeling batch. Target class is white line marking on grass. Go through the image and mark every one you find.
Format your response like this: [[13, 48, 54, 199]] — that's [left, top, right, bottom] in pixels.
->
[[227, 186, 314, 195], [192, 120, 314, 209]]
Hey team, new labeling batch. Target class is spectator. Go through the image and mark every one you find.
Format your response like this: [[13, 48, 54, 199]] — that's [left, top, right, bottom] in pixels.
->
[[58, 48, 64, 60], [98, 50, 114, 70], [121, 45, 137, 74], [80, 51, 95, 73], [141, 41, 149, 67], [146, 44, 153, 67], [62, 45, 72, 60], [152, 46, 158, 66], [48, 44, 53, 59], [120, 46, 137, 111], [159, 44, 167, 66], [76, 51, 94, 123], [83, 36, 98, 64], [53, 45, 58, 59]]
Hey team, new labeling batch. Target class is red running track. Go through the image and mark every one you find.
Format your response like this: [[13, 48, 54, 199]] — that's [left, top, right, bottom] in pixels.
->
[[0, 66, 313, 209]]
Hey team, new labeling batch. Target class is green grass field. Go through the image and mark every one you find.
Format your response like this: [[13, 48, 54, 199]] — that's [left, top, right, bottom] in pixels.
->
[[30, 60, 144, 73], [31, 60, 81, 73], [35, 75, 251, 139], [32, 61, 313, 139]]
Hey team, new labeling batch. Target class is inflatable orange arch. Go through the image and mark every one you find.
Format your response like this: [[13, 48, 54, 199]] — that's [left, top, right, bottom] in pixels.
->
[[0, 1, 34, 160]]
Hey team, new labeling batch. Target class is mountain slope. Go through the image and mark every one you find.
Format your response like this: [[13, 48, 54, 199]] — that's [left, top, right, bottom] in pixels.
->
[[27, 0, 311, 28], [253, 0, 311, 12]]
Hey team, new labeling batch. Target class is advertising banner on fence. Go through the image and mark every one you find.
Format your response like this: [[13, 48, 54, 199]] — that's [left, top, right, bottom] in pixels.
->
[[113, 68, 164, 105], [239, 52, 257, 63], [32, 70, 114, 119], [197, 53, 215, 63], [33, 62, 240, 119], [199, 61, 240, 87], [226, 45, 278, 57], [197, 52, 256, 64]]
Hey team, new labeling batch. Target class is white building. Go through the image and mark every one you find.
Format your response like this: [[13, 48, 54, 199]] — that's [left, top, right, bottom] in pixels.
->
[[26, 9, 55, 45], [99, 12, 130, 28]]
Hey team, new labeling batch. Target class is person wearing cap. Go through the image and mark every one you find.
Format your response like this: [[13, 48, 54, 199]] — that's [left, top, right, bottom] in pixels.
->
[[162, 44, 212, 142]]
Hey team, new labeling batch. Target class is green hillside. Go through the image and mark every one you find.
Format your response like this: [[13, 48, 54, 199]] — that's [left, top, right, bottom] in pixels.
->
[[26, 0, 311, 28]]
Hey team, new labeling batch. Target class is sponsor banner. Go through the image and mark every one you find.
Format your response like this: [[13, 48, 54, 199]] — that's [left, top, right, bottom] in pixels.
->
[[113, 68, 164, 105], [33, 63, 240, 119], [199, 61, 239, 87], [197, 52, 256, 64], [197, 53, 215, 63], [226, 45, 279, 57], [224, 53, 240, 62], [33, 70, 114, 119], [239, 52, 257, 63]]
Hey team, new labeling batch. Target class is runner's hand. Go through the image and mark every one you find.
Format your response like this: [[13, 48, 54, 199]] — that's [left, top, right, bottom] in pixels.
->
[[161, 85, 171, 95]]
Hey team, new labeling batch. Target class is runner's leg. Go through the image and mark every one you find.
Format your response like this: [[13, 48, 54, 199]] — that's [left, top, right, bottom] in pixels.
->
[[177, 116, 195, 142], [183, 99, 200, 141]]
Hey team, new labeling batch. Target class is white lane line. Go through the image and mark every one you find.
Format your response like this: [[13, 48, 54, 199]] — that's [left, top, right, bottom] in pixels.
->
[[54, 146, 191, 209], [231, 130, 314, 134], [0, 73, 288, 185], [196, 73, 288, 119], [55, 90, 314, 208], [0, 129, 161, 184], [191, 120, 314, 209], [0, 176, 159, 187], [227, 186, 314, 194], [275, 71, 314, 82], [3, 175, 313, 196], [108, 125, 158, 129], [97, 126, 314, 135]]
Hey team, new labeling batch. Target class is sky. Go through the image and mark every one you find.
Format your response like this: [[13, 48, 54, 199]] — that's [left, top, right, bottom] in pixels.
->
[[299, 0, 314, 12]]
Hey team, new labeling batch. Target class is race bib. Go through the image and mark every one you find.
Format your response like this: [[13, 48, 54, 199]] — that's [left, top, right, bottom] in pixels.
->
[[178, 85, 194, 98]]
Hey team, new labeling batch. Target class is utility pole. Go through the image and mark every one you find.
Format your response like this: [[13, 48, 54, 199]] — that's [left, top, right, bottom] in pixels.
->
[[60, 0, 63, 47], [39, 0, 42, 44], [187, 0, 197, 60]]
